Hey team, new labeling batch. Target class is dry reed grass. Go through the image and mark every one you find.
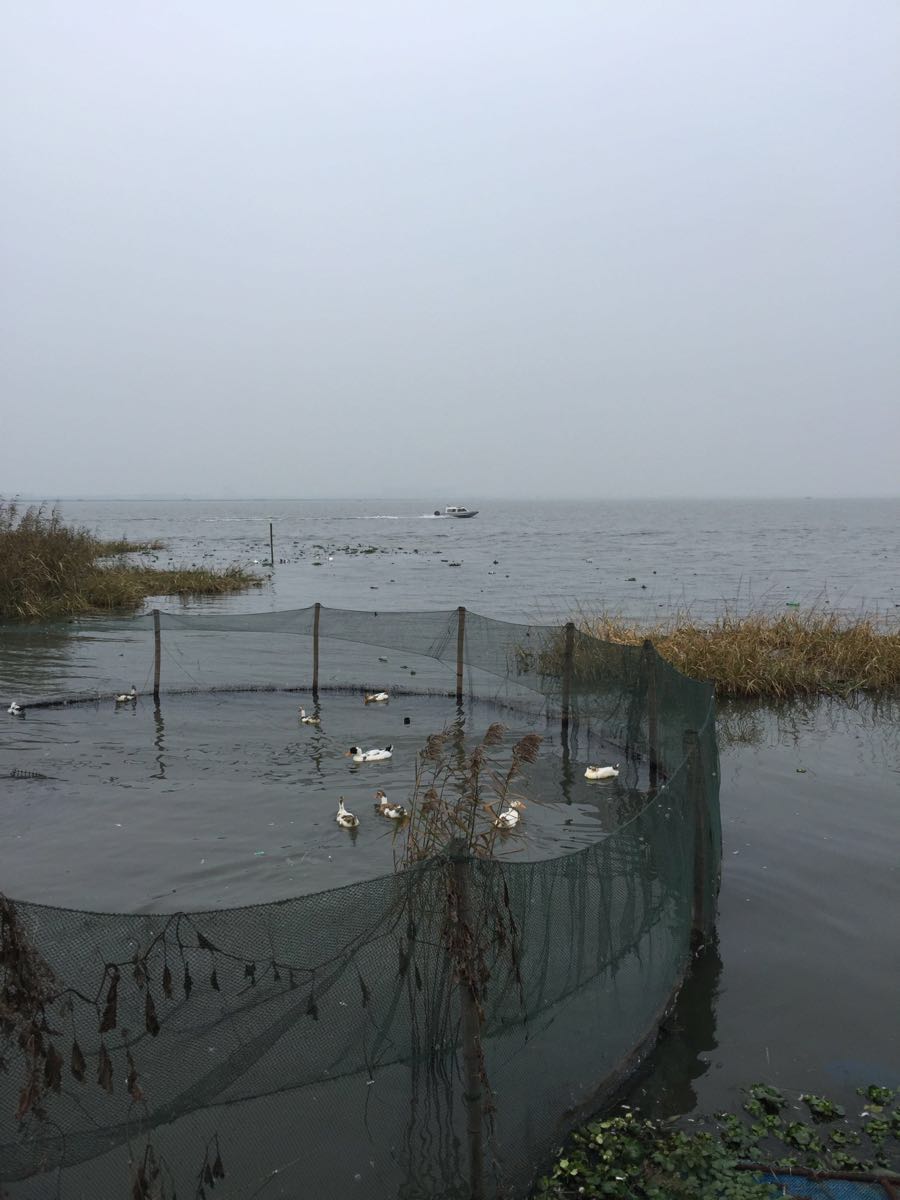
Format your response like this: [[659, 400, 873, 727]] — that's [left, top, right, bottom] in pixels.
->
[[0, 500, 262, 619], [574, 608, 900, 699], [399, 723, 542, 867]]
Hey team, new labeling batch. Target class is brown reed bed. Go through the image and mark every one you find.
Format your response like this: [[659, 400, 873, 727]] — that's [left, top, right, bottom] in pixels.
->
[[0, 500, 263, 619], [572, 608, 900, 699]]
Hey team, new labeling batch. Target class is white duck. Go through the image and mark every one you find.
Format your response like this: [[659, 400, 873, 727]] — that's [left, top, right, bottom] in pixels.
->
[[584, 764, 619, 780], [493, 805, 520, 830], [115, 686, 137, 705], [347, 744, 393, 763], [298, 707, 321, 725], [336, 798, 359, 828], [7, 701, 23, 716], [374, 790, 408, 820], [364, 691, 389, 704]]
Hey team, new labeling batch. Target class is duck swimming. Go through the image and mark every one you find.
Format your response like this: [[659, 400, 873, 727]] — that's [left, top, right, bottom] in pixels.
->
[[298, 707, 320, 725], [347, 745, 393, 763], [493, 805, 520, 830], [374, 790, 407, 820], [584, 764, 619, 780], [364, 691, 389, 704], [336, 798, 359, 828], [7, 702, 23, 716], [115, 686, 137, 705]]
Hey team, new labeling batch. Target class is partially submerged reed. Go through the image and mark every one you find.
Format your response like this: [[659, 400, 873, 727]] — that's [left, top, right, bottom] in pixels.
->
[[571, 608, 900, 699], [0, 500, 263, 619]]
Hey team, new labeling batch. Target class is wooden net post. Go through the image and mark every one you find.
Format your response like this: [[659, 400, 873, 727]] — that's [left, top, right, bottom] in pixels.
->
[[456, 606, 466, 705], [269, 519, 275, 567], [312, 603, 321, 699], [560, 621, 575, 740], [643, 638, 659, 791], [152, 609, 161, 706], [683, 729, 713, 946]]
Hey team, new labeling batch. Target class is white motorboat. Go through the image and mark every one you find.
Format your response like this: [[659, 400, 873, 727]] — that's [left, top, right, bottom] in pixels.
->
[[434, 505, 479, 518]]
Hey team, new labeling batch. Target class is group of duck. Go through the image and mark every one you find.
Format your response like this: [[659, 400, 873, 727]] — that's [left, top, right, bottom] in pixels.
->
[[300, 690, 529, 833], [299, 690, 405, 830], [8, 689, 621, 828], [9, 685, 143, 717]]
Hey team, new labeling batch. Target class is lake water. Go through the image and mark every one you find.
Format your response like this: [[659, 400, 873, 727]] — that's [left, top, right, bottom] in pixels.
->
[[1, 496, 898, 1148], [20, 494, 900, 622]]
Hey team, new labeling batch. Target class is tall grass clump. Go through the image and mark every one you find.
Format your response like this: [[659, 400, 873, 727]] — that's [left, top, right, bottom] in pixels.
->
[[0, 500, 263, 619], [399, 722, 542, 868], [568, 609, 900, 699]]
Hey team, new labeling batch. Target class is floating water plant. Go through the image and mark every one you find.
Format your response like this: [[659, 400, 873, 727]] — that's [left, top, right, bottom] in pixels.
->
[[536, 1081, 900, 1198]]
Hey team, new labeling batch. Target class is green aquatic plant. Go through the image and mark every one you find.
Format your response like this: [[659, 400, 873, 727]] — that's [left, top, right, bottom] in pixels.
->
[[801, 1093, 845, 1122], [535, 1082, 900, 1198], [534, 1111, 777, 1200]]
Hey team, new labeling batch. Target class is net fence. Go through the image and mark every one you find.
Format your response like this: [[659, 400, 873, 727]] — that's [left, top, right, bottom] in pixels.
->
[[0, 606, 720, 1199]]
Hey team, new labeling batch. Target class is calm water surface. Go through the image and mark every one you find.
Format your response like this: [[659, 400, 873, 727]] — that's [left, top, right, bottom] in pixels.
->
[[1, 497, 898, 1134], [26, 495, 900, 621]]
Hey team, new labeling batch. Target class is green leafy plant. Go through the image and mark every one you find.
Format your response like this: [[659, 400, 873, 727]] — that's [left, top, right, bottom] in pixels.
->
[[801, 1093, 845, 1122], [536, 1081, 899, 1198], [534, 1112, 777, 1200], [744, 1085, 786, 1116]]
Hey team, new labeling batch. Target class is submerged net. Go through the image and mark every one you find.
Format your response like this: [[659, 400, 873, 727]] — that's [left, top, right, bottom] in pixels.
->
[[0, 606, 720, 1199]]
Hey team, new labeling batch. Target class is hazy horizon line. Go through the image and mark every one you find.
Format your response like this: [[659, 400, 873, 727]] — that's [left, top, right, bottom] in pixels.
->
[[6, 493, 899, 504]]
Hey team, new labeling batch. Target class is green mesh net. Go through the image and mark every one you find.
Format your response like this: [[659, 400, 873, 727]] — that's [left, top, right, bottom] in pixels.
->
[[0, 606, 719, 1198]]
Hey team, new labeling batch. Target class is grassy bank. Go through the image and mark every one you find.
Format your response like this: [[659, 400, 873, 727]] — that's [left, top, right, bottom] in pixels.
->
[[0, 501, 263, 619], [569, 610, 900, 699]]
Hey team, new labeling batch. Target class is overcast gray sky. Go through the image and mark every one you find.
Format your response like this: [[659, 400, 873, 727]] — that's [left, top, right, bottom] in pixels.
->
[[2, 2, 898, 499]]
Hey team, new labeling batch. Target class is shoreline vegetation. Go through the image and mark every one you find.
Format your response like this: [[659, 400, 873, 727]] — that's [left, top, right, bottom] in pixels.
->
[[0, 500, 264, 619], [566, 610, 900, 700]]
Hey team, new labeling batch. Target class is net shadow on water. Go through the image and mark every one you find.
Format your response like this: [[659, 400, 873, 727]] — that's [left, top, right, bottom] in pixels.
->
[[0, 605, 720, 1199]]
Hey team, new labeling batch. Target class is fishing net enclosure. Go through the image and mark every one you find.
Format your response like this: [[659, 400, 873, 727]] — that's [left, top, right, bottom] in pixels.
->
[[0, 605, 720, 1199]]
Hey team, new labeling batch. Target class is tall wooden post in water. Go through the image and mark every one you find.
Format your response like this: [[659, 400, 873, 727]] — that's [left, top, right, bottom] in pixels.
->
[[312, 602, 321, 699], [683, 729, 713, 946], [560, 621, 575, 741], [152, 609, 161, 706], [456, 606, 466, 705], [643, 639, 659, 791], [269, 519, 275, 567]]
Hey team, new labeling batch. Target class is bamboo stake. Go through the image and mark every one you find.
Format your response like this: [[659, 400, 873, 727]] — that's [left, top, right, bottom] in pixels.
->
[[456, 606, 466, 705], [683, 729, 713, 946], [561, 621, 575, 739], [269, 519, 275, 567], [152, 609, 161, 705], [312, 602, 321, 698], [643, 639, 659, 791]]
